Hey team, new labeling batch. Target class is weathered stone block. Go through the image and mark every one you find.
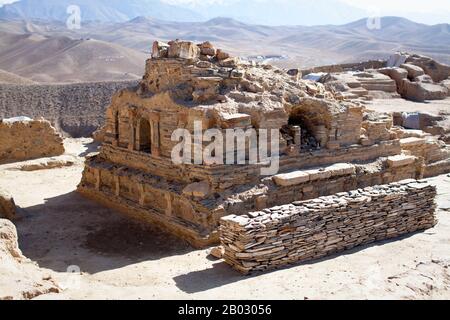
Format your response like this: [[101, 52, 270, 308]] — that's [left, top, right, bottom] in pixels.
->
[[327, 163, 356, 176], [306, 169, 332, 181], [387, 155, 416, 168], [400, 137, 426, 148], [273, 171, 310, 186], [152, 41, 169, 59], [182, 181, 211, 199], [400, 63, 425, 79], [219, 113, 252, 129], [199, 41, 216, 56], [216, 49, 230, 61], [168, 41, 200, 60]]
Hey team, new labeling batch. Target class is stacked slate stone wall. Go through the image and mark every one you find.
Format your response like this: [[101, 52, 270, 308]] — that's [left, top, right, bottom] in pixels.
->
[[220, 180, 437, 274]]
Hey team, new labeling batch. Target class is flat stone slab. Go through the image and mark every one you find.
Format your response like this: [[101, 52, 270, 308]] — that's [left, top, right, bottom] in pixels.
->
[[326, 163, 357, 176], [220, 113, 252, 128], [387, 155, 417, 168], [273, 171, 310, 186], [273, 163, 355, 186], [400, 137, 427, 148], [0, 155, 78, 172]]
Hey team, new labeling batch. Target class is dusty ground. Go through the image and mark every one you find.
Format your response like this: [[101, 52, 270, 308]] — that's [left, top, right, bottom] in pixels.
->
[[367, 98, 450, 116], [0, 138, 449, 300], [367, 98, 450, 132]]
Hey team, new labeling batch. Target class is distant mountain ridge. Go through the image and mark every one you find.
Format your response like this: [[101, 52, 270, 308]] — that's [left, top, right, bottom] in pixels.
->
[[79, 15, 450, 65], [2, 0, 449, 26], [0, 31, 148, 83], [0, 0, 203, 23], [178, 0, 367, 26], [0, 0, 370, 25], [0, 15, 449, 83]]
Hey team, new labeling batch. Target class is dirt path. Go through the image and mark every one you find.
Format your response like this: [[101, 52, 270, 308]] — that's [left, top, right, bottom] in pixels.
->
[[0, 138, 449, 300]]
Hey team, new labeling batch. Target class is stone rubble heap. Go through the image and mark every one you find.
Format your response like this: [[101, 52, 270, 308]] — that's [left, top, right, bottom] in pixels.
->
[[378, 53, 450, 102], [315, 52, 450, 103], [148, 39, 336, 106], [220, 180, 437, 274], [327, 71, 399, 102]]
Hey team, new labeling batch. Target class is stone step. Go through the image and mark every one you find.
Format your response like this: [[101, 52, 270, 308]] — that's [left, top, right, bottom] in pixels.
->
[[273, 163, 356, 187], [349, 88, 369, 97], [386, 155, 417, 168], [400, 137, 427, 148]]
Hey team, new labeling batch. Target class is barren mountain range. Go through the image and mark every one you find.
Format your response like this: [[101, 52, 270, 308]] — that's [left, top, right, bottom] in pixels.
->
[[0, 15, 449, 83], [0, 30, 147, 83], [0, 0, 367, 26]]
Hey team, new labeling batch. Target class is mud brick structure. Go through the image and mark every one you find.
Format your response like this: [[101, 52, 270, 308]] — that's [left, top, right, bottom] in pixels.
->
[[220, 180, 437, 274], [78, 40, 450, 247], [0, 117, 64, 165]]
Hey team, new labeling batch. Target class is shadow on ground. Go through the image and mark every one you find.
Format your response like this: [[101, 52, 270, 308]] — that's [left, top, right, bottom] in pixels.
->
[[173, 261, 250, 294], [15, 191, 192, 274], [173, 230, 430, 294], [12, 183, 440, 292], [79, 141, 101, 157]]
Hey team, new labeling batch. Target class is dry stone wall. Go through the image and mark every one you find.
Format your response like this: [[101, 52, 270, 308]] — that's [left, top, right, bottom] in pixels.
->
[[0, 81, 138, 137], [220, 180, 437, 274]]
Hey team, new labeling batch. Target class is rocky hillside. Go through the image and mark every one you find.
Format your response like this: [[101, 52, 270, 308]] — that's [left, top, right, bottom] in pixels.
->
[[0, 32, 147, 83], [0, 0, 202, 23], [1, 16, 448, 70], [0, 69, 36, 84]]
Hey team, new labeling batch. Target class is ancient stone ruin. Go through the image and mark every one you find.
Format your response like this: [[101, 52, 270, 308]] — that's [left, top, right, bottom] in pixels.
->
[[312, 52, 450, 103], [78, 40, 448, 252], [0, 117, 65, 165]]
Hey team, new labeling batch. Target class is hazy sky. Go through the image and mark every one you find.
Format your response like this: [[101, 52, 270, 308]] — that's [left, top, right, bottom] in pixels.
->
[[0, 0, 449, 24]]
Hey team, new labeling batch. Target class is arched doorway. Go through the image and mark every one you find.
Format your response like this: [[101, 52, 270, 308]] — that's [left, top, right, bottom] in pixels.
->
[[286, 101, 332, 150], [138, 118, 151, 153]]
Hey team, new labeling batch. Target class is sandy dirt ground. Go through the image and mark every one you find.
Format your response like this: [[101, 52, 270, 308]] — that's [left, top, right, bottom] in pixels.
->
[[0, 138, 449, 300], [367, 98, 450, 131], [367, 98, 450, 116]]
